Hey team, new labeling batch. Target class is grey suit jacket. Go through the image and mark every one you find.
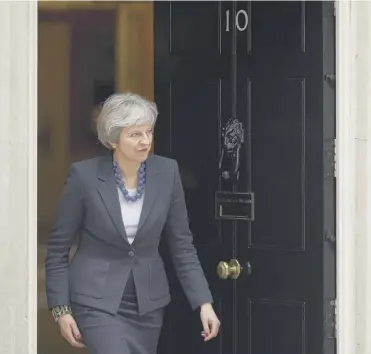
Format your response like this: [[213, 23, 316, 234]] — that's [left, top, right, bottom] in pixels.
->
[[45, 153, 213, 315]]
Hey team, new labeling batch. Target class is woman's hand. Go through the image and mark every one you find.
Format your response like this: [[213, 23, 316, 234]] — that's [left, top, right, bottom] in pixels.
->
[[57, 314, 86, 348], [200, 303, 221, 341]]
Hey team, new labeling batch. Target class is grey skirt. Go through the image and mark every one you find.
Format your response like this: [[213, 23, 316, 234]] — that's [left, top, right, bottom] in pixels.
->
[[71, 271, 164, 354]]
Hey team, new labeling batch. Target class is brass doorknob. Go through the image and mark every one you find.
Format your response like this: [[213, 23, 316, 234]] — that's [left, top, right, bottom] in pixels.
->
[[217, 259, 242, 280]]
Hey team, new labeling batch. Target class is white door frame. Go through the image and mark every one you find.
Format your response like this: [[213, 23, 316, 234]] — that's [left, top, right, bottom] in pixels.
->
[[336, 1, 371, 354], [0, 1, 369, 353], [336, 1, 356, 352]]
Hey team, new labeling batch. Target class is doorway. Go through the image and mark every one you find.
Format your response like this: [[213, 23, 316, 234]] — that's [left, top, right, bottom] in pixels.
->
[[37, 2, 336, 354], [37, 2, 153, 353]]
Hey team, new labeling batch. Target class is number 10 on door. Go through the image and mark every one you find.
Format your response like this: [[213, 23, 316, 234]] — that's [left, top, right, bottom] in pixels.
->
[[225, 10, 248, 32]]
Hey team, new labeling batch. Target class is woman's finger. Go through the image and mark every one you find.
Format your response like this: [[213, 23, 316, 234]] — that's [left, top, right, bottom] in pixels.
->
[[67, 334, 86, 348], [203, 319, 220, 341], [209, 320, 219, 337], [70, 321, 82, 341], [201, 317, 210, 337], [62, 327, 85, 348]]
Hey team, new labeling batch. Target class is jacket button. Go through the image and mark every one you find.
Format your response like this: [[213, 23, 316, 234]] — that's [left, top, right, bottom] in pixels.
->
[[128, 250, 135, 258]]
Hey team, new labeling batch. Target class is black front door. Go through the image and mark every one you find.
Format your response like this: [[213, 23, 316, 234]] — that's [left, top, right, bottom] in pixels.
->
[[154, 2, 336, 354]]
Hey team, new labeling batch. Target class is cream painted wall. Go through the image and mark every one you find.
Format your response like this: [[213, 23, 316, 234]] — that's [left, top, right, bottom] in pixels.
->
[[349, 2, 371, 354], [0, 1, 37, 354]]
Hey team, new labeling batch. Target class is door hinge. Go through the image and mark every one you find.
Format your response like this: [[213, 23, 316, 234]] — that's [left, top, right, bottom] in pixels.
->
[[333, 2, 336, 17], [324, 138, 337, 179], [333, 138, 337, 178], [324, 299, 337, 339], [325, 232, 336, 244], [324, 74, 336, 82]]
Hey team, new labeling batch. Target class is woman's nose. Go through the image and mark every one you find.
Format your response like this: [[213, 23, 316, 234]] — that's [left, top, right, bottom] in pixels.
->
[[141, 134, 151, 145]]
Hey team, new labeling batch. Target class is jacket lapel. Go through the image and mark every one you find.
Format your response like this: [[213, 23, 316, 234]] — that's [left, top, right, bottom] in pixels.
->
[[97, 155, 128, 242], [96, 154, 159, 246], [138, 154, 159, 230]]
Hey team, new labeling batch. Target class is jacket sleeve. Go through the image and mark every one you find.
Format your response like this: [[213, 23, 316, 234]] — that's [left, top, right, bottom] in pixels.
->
[[164, 160, 213, 310], [45, 163, 84, 309]]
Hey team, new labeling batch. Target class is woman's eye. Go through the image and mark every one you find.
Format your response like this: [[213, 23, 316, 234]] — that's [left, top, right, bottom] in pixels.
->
[[130, 132, 140, 137]]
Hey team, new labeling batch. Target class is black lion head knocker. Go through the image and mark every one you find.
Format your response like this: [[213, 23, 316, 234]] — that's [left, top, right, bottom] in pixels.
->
[[218, 118, 245, 180]]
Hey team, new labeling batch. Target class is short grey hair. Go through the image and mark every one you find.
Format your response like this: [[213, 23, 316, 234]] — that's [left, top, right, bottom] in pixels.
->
[[96, 92, 158, 149]]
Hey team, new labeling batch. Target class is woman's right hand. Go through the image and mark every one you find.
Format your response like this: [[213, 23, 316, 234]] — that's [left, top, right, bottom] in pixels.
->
[[57, 314, 85, 348]]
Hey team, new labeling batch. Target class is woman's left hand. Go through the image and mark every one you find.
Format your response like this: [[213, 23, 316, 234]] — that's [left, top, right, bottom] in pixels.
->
[[200, 303, 221, 341]]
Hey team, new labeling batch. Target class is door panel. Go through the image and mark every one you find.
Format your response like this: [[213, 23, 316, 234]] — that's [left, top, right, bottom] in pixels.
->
[[250, 78, 305, 250], [155, 3, 233, 354], [154, 2, 335, 354], [169, 2, 220, 55], [236, 3, 333, 354], [249, 2, 306, 53]]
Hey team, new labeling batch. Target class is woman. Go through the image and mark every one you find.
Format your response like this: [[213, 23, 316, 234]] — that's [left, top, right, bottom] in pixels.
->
[[45, 92, 220, 354]]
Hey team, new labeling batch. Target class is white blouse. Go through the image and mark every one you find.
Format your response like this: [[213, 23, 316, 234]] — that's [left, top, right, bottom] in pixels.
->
[[117, 188, 144, 244]]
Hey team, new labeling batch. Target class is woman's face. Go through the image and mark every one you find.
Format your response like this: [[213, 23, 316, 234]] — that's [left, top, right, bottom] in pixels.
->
[[115, 123, 153, 163]]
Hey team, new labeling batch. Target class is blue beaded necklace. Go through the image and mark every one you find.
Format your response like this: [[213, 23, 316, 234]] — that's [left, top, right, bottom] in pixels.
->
[[113, 160, 146, 203]]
